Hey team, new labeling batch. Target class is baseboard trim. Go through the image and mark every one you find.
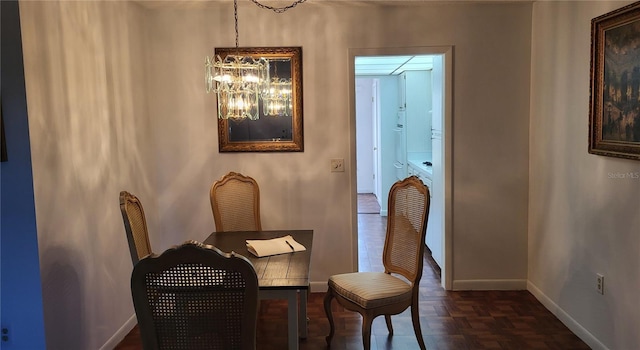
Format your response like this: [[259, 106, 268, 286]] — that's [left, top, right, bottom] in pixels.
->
[[452, 279, 527, 290], [99, 314, 137, 350], [527, 281, 608, 350], [310, 281, 328, 293]]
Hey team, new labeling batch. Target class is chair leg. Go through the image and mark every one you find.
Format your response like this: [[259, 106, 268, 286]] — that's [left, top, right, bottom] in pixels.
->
[[361, 314, 373, 350], [384, 314, 394, 335], [323, 288, 335, 346], [410, 304, 426, 350], [362, 315, 373, 350]]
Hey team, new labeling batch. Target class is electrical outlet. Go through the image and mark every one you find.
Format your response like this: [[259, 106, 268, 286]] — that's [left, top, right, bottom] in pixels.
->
[[596, 273, 604, 295], [2, 326, 9, 343], [330, 158, 344, 172]]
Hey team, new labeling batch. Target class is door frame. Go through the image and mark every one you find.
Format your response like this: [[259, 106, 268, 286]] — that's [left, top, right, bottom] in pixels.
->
[[348, 46, 454, 290]]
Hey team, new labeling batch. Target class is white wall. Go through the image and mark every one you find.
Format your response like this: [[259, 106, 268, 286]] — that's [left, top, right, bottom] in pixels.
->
[[19, 1, 153, 348], [18, 1, 534, 348], [143, 0, 532, 291], [529, 2, 640, 349]]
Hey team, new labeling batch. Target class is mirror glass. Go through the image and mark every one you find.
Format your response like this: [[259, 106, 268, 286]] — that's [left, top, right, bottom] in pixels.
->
[[216, 47, 303, 152]]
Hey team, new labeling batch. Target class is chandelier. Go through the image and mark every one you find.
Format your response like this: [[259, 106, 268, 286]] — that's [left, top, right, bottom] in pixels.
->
[[205, 54, 268, 120], [261, 60, 292, 117], [205, 0, 306, 120]]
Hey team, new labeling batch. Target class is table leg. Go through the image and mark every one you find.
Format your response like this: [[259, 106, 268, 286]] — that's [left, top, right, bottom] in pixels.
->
[[287, 291, 299, 350], [298, 289, 308, 339], [259, 289, 303, 349]]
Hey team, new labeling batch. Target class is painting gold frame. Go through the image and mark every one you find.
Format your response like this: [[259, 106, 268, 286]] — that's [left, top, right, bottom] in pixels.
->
[[216, 47, 303, 152], [589, 2, 640, 160]]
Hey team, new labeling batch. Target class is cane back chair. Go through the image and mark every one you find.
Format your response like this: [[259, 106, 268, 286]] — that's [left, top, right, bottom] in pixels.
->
[[120, 191, 153, 265], [209, 172, 262, 232], [131, 241, 259, 350], [324, 176, 431, 350]]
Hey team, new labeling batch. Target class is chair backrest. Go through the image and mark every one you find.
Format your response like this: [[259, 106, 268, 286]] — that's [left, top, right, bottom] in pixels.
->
[[209, 172, 262, 232], [383, 176, 430, 284], [120, 191, 152, 265], [131, 241, 259, 350]]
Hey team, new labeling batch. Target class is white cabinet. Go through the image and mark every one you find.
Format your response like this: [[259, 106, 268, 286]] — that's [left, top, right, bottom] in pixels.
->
[[419, 175, 432, 198], [408, 164, 416, 176], [407, 163, 432, 195], [404, 71, 431, 154], [408, 162, 441, 269], [397, 72, 406, 110]]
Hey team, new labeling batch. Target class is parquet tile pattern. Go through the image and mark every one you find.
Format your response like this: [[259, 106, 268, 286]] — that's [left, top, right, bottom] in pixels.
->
[[114, 194, 589, 349], [357, 193, 381, 214]]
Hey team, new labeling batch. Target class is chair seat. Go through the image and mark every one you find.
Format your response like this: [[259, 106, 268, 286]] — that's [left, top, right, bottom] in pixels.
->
[[328, 272, 412, 309]]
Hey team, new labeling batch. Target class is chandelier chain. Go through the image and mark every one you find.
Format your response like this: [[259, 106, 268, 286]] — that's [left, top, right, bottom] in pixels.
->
[[249, 0, 307, 14], [234, 0, 239, 47]]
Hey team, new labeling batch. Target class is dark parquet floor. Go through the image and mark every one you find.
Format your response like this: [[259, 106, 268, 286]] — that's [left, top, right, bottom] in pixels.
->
[[114, 194, 590, 350]]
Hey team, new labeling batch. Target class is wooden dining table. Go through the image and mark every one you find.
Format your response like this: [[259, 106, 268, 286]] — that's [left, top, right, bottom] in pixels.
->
[[204, 229, 313, 350]]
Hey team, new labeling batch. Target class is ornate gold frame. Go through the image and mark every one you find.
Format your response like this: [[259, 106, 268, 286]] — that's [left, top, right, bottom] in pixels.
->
[[216, 47, 303, 152], [589, 3, 640, 160]]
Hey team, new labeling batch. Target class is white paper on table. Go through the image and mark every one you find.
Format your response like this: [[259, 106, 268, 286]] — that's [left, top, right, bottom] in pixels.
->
[[245, 235, 306, 257]]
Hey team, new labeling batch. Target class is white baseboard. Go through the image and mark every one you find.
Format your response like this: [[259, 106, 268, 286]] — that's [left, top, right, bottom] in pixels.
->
[[380, 209, 387, 216], [452, 279, 527, 290], [527, 281, 608, 350], [99, 314, 137, 350], [310, 281, 328, 293]]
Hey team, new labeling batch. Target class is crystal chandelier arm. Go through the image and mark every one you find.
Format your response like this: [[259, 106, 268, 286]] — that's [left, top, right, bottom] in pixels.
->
[[249, 0, 307, 14]]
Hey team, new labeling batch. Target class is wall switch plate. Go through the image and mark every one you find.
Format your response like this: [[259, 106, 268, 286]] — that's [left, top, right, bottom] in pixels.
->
[[596, 273, 604, 295], [331, 158, 345, 172]]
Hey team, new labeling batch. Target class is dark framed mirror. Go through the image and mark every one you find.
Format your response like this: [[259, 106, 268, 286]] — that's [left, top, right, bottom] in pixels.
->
[[215, 47, 303, 152]]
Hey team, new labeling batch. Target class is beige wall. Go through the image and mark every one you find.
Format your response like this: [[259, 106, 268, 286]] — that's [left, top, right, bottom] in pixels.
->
[[529, 2, 640, 349], [19, 1, 153, 348], [143, 0, 532, 285], [19, 1, 534, 348]]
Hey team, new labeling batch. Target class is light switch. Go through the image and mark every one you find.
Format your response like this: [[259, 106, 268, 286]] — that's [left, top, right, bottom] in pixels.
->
[[331, 158, 345, 172]]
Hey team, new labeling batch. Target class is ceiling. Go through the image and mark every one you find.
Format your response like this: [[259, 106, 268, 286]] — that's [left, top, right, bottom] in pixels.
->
[[355, 55, 434, 76]]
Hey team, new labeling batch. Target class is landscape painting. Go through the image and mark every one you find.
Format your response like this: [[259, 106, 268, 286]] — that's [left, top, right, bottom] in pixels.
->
[[589, 2, 640, 160]]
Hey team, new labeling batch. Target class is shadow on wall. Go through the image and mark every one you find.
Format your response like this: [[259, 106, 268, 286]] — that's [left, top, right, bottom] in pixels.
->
[[40, 246, 84, 349]]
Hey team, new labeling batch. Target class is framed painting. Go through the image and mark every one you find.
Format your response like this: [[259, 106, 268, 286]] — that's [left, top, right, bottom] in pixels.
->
[[589, 1, 640, 160], [215, 47, 303, 152]]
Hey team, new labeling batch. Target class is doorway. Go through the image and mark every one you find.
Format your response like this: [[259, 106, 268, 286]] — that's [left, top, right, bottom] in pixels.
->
[[350, 47, 453, 289], [355, 78, 378, 197]]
